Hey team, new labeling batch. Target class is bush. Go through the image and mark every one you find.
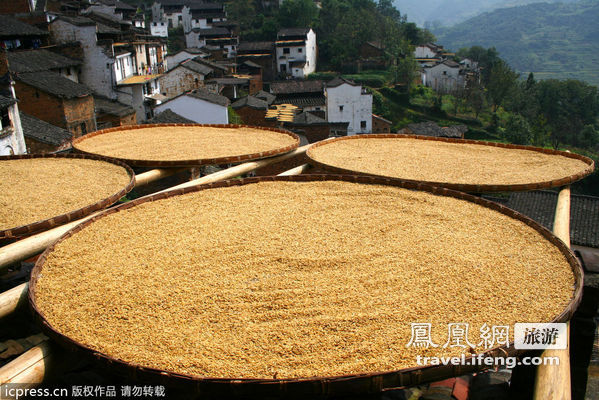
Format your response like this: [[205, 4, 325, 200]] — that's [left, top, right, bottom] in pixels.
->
[[503, 114, 532, 145]]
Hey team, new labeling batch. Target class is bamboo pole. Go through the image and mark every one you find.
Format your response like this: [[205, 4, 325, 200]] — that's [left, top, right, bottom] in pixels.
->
[[133, 168, 186, 188], [277, 163, 311, 176], [0, 340, 53, 387], [0, 283, 28, 319], [534, 186, 572, 400]]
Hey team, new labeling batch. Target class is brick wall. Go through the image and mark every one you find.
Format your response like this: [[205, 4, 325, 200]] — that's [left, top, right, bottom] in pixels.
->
[[64, 96, 96, 137], [96, 111, 136, 130], [0, 0, 30, 13], [24, 137, 60, 154], [234, 106, 272, 127], [372, 116, 391, 133], [14, 81, 66, 128], [296, 125, 330, 143]]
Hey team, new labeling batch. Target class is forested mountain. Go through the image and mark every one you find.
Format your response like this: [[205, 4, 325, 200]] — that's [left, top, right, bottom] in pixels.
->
[[435, 0, 599, 86], [393, 0, 577, 27]]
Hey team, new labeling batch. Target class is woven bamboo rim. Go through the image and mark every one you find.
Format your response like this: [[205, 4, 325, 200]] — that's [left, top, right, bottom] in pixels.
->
[[72, 124, 300, 168], [0, 153, 135, 240], [306, 135, 595, 193], [28, 175, 583, 396]]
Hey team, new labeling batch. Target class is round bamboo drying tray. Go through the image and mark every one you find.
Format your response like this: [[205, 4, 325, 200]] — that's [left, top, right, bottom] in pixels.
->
[[72, 124, 300, 168], [306, 135, 595, 192], [28, 175, 582, 397], [0, 153, 135, 240]]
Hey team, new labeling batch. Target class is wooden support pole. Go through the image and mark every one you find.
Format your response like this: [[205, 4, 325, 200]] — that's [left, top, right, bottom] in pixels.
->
[[0, 283, 28, 319], [0, 340, 53, 387], [277, 163, 311, 176], [534, 186, 572, 400], [133, 168, 186, 188]]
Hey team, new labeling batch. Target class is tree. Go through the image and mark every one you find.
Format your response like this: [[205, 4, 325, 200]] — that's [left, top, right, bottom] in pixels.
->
[[580, 125, 599, 149], [486, 59, 519, 112], [278, 0, 318, 29], [466, 83, 486, 119], [226, 0, 256, 32], [503, 114, 532, 145]]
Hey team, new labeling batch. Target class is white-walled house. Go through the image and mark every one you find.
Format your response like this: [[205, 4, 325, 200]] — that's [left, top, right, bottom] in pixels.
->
[[275, 28, 316, 78], [158, 59, 213, 98], [325, 77, 372, 135], [153, 88, 229, 124], [181, 3, 226, 32], [0, 95, 26, 155], [150, 20, 168, 37], [185, 27, 237, 59], [422, 60, 461, 93]]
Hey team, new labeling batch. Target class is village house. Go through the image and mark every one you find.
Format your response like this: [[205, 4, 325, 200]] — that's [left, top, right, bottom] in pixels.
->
[[181, 2, 226, 32], [94, 95, 136, 129], [237, 41, 276, 81], [165, 48, 208, 68], [372, 114, 392, 133], [231, 95, 271, 127], [238, 61, 263, 94], [325, 77, 372, 135], [0, 15, 49, 50], [422, 59, 462, 93], [49, 15, 168, 123], [158, 58, 213, 98], [275, 28, 316, 78], [185, 27, 238, 59], [85, 0, 137, 22], [150, 20, 168, 37], [13, 70, 96, 137], [205, 77, 248, 100], [270, 80, 325, 116], [0, 95, 26, 156], [7, 49, 82, 83], [153, 88, 229, 124], [19, 112, 72, 153]]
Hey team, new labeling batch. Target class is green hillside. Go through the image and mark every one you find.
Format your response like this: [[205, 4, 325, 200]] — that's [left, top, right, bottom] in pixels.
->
[[435, 0, 599, 86]]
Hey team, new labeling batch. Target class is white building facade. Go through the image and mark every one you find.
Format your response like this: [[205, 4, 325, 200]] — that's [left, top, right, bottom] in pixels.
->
[[422, 60, 462, 93], [325, 78, 372, 135], [275, 28, 316, 78], [154, 89, 229, 124]]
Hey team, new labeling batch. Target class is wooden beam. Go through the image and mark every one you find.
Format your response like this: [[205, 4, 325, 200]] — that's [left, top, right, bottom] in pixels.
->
[[0, 340, 53, 387], [534, 185, 572, 400], [134, 168, 186, 188]]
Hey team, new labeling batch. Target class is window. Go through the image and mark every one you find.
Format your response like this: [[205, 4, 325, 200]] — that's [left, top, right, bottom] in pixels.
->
[[207, 17, 213, 23], [339, 105, 344, 112], [298, 48, 302, 53], [1, 108, 10, 130], [80, 123, 87, 135], [178, 15, 182, 21], [360, 121, 366, 129], [283, 48, 290, 54], [35, 91, 40, 98]]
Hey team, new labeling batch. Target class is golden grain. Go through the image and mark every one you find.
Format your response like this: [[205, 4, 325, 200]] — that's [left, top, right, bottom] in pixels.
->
[[309, 138, 589, 186], [34, 181, 574, 379], [74, 126, 297, 161], [0, 158, 130, 231]]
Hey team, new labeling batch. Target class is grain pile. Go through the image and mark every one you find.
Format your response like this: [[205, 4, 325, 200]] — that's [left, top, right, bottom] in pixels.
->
[[308, 137, 590, 186], [33, 181, 575, 380], [0, 158, 131, 231], [74, 126, 297, 162]]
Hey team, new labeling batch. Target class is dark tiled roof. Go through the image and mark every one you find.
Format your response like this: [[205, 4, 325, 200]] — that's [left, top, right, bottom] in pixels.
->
[[238, 41, 274, 52], [114, 1, 136, 10], [192, 56, 228, 72], [293, 111, 326, 125], [187, 88, 230, 106], [241, 60, 262, 69], [0, 94, 17, 109], [278, 28, 309, 38], [94, 96, 135, 117], [97, 22, 122, 34], [20, 112, 72, 146], [484, 191, 599, 249], [16, 71, 92, 99], [180, 59, 213, 75], [147, 109, 195, 124], [231, 95, 268, 110], [54, 15, 96, 27], [402, 121, 462, 138], [442, 60, 460, 68], [0, 15, 49, 37], [193, 27, 230, 37], [7, 49, 81, 73], [206, 77, 249, 85], [270, 80, 323, 95], [254, 90, 275, 105], [273, 94, 325, 107], [326, 77, 359, 88], [373, 114, 392, 124]]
